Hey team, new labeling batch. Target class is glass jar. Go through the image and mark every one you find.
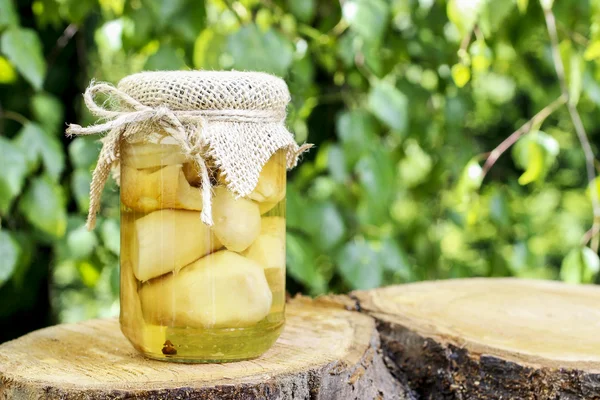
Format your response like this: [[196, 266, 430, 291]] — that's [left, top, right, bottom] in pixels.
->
[[119, 140, 286, 363]]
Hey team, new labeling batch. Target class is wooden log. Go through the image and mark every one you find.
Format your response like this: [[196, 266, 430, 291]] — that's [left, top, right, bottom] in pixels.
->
[[353, 278, 600, 400], [0, 298, 411, 400]]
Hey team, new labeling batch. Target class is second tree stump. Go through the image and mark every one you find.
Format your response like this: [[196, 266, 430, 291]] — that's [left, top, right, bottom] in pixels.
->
[[354, 278, 600, 399]]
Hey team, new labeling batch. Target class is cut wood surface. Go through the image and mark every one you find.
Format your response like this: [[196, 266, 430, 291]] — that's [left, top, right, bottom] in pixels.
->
[[0, 298, 409, 400], [353, 278, 600, 400]]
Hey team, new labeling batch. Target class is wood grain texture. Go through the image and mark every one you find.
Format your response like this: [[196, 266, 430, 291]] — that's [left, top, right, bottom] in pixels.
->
[[353, 278, 600, 400], [0, 297, 411, 400]]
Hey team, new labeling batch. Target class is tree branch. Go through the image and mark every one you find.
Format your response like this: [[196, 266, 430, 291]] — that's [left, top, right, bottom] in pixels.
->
[[223, 0, 244, 24], [47, 24, 78, 68], [458, 29, 472, 59], [481, 95, 567, 178], [0, 110, 29, 126], [542, 4, 600, 252]]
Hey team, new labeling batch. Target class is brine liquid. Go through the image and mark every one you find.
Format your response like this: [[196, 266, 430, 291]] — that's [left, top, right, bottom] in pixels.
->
[[120, 200, 286, 362], [119, 143, 287, 363]]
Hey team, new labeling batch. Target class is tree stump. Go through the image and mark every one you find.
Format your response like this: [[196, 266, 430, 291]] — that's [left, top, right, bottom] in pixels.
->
[[0, 298, 409, 400], [353, 278, 600, 400]]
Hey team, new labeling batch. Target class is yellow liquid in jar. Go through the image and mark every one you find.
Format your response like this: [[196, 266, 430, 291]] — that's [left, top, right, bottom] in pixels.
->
[[119, 144, 286, 363]]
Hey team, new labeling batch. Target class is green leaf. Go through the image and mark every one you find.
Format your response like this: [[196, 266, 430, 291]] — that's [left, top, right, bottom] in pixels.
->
[[144, 44, 187, 70], [167, 1, 206, 42], [343, 0, 389, 42], [336, 109, 378, 165], [31, 93, 65, 134], [447, 0, 485, 35], [568, 52, 583, 106], [398, 139, 433, 188], [584, 40, 600, 61], [0, 56, 17, 83], [256, 9, 274, 31], [337, 239, 382, 289], [368, 81, 408, 135], [10, 231, 33, 288], [13, 122, 65, 181], [588, 177, 600, 202], [337, 33, 356, 68], [286, 0, 315, 23], [479, 1, 515, 36], [67, 225, 98, 260], [0, 27, 46, 90], [517, 141, 544, 185], [560, 247, 600, 284], [227, 24, 294, 76], [0, 137, 28, 214], [356, 149, 396, 225], [286, 184, 306, 230], [68, 137, 101, 170], [356, 149, 395, 201], [513, 131, 559, 185], [286, 232, 327, 294], [19, 176, 67, 238], [0, 0, 19, 29], [581, 247, 600, 282], [457, 158, 483, 193], [377, 238, 411, 280], [72, 169, 91, 213], [121, 6, 154, 49], [559, 40, 583, 105], [489, 189, 510, 228], [290, 54, 315, 87], [61, 0, 96, 23], [193, 29, 226, 70], [473, 72, 516, 104], [516, 0, 528, 14], [304, 201, 346, 250], [101, 219, 120, 254], [327, 144, 350, 183], [0, 230, 20, 288], [469, 41, 492, 73], [77, 260, 101, 288]]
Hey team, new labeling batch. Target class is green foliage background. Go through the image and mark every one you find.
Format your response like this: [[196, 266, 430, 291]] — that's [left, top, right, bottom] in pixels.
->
[[1, 0, 600, 340]]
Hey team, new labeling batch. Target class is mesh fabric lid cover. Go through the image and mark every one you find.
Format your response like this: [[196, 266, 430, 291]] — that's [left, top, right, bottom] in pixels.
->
[[117, 70, 291, 114], [115, 70, 301, 198]]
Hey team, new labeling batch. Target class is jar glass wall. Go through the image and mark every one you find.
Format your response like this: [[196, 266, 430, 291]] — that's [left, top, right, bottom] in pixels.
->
[[119, 140, 286, 362]]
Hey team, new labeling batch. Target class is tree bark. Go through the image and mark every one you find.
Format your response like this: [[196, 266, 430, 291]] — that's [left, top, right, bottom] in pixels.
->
[[0, 297, 410, 400], [353, 278, 600, 400]]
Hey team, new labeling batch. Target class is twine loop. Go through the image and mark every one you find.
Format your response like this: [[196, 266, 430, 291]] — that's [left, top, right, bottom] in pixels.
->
[[67, 81, 218, 229]]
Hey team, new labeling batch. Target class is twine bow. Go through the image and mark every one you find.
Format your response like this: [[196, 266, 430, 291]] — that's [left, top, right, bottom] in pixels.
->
[[67, 82, 216, 230]]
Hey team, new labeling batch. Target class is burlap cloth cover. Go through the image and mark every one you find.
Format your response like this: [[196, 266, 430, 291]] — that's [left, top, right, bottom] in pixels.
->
[[66, 71, 311, 229]]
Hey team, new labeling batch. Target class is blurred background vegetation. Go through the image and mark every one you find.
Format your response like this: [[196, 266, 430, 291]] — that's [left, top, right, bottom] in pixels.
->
[[1, 0, 600, 341]]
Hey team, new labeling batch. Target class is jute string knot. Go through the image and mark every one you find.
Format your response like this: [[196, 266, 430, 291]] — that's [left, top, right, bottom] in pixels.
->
[[67, 82, 217, 229]]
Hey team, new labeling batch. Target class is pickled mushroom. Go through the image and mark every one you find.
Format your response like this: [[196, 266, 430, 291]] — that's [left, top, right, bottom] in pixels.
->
[[121, 164, 203, 213], [120, 211, 167, 351], [122, 141, 187, 169], [243, 216, 286, 291], [243, 217, 285, 269], [258, 200, 279, 215], [211, 186, 261, 252], [248, 151, 286, 204], [139, 250, 273, 328], [132, 209, 222, 281], [260, 216, 285, 237], [120, 260, 167, 352]]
